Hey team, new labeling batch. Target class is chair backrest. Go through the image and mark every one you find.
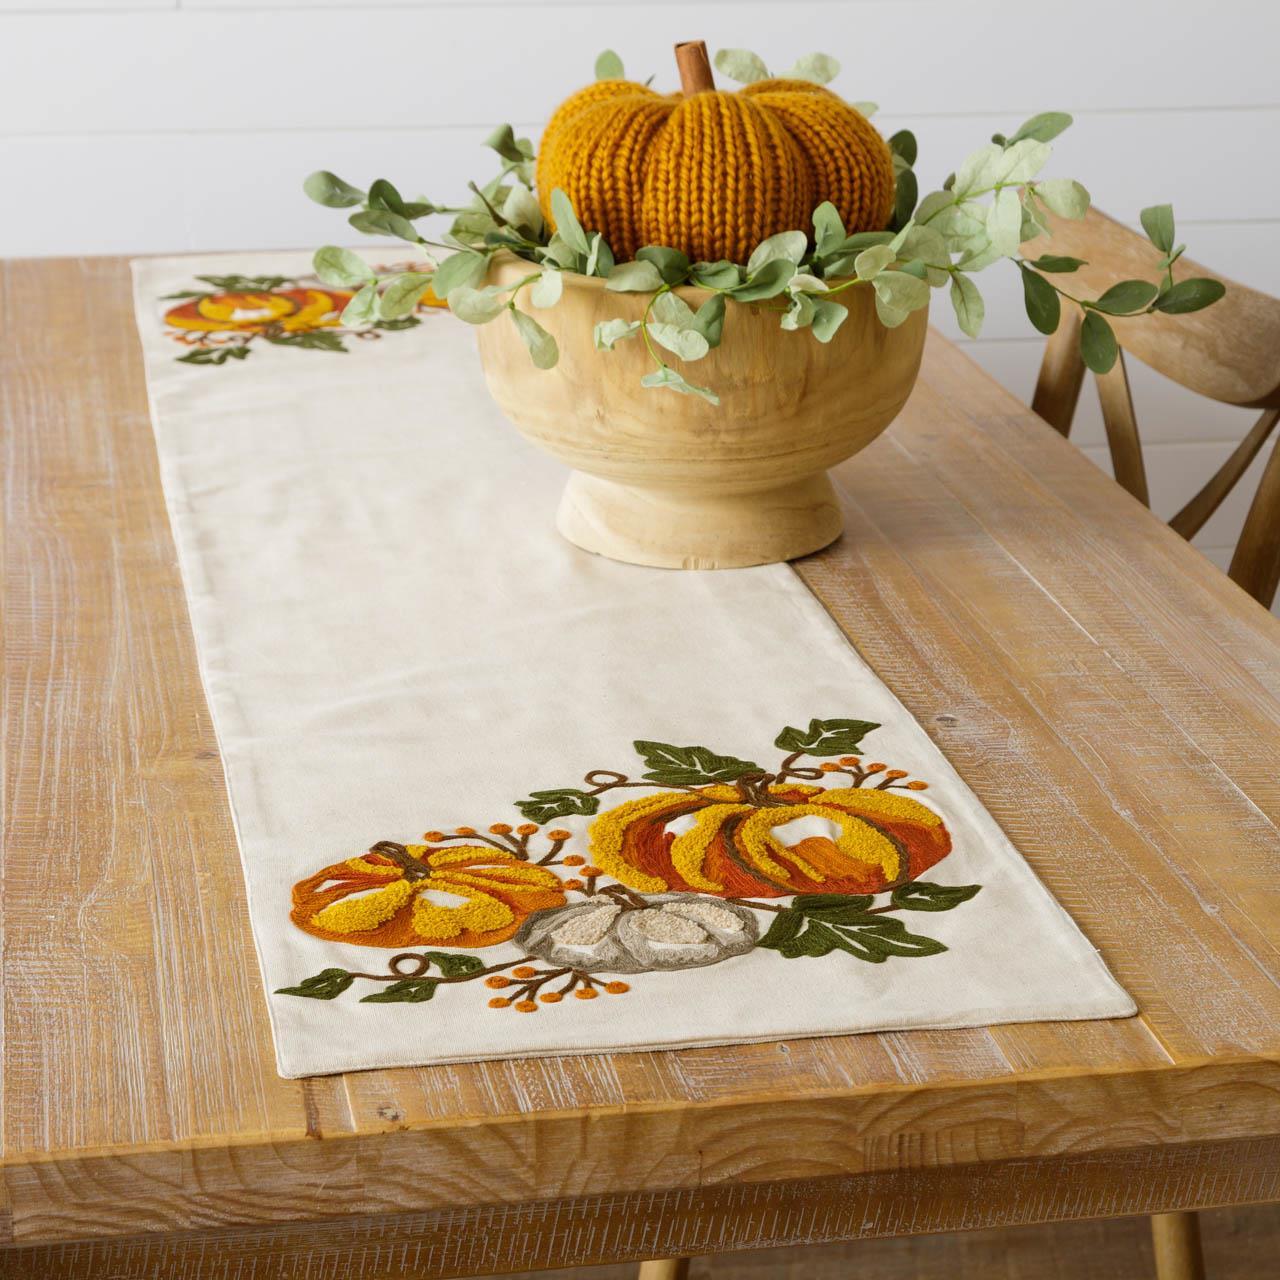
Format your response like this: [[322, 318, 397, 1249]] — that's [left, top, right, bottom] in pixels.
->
[[1027, 207, 1280, 609]]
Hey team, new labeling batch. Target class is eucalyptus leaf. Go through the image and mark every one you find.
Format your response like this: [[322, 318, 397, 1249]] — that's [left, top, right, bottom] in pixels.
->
[[303, 170, 365, 209], [646, 321, 710, 362], [850, 100, 878, 117], [640, 365, 720, 404], [1140, 203, 1175, 255], [1080, 310, 1118, 374], [891, 168, 918, 232], [541, 235, 582, 271], [786, 52, 840, 84], [780, 292, 817, 331], [1007, 111, 1073, 145], [692, 293, 726, 346], [483, 123, 526, 164], [449, 284, 507, 325], [873, 271, 930, 326], [378, 272, 432, 320], [854, 244, 894, 281], [789, 272, 828, 294], [729, 257, 795, 301], [594, 48, 625, 80], [888, 129, 918, 167], [1026, 254, 1086, 273], [502, 185, 543, 237], [340, 282, 378, 327], [1091, 279, 1159, 315], [550, 188, 590, 255], [594, 318, 642, 350], [313, 246, 375, 288], [692, 260, 741, 290], [606, 260, 665, 292], [812, 202, 847, 258], [652, 290, 696, 328], [510, 307, 559, 368], [995, 138, 1051, 184], [349, 207, 422, 244], [1152, 277, 1226, 313], [810, 298, 848, 343], [1020, 266, 1061, 334], [585, 232, 603, 277], [747, 230, 808, 275], [530, 268, 563, 308], [431, 251, 488, 301], [1035, 177, 1090, 219], [637, 245, 692, 285], [986, 187, 1023, 257], [949, 273, 985, 339], [714, 47, 770, 84]]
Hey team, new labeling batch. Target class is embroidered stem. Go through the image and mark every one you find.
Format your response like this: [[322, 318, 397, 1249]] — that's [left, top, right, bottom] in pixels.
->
[[368, 840, 428, 881]]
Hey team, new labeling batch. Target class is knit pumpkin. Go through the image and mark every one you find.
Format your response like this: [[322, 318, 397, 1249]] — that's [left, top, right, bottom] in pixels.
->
[[536, 75, 896, 264]]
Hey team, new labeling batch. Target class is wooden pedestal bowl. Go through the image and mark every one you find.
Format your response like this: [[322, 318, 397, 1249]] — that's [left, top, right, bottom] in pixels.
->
[[475, 253, 928, 570]]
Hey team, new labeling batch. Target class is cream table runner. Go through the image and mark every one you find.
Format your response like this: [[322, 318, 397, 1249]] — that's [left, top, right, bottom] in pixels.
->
[[131, 252, 1134, 1078]]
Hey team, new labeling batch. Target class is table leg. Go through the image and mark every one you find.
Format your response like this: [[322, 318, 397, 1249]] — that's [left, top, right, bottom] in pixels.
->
[[1151, 1211, 1206, 1280], [638, 1259, 690, 1280]]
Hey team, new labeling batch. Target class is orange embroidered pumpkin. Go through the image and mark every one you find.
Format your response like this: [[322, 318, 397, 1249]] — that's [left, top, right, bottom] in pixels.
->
[[290, 841, 566, 948], [164, 288, 352, 335], [536, 47, 896, 264], [588, 783, 950, 899]]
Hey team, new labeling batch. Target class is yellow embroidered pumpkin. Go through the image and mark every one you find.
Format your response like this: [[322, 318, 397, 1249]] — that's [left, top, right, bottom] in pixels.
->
[[536, 45, 896, 264], [588, 783, 950, 899], [290, 841, 566, 948]]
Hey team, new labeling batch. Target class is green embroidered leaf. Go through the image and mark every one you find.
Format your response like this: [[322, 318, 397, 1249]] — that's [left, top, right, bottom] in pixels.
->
[[422, 951, 486, 977], [633, 740, 761, 786], [373, 316, 422, 332], [176, 345, 251, 366], [774, 718, 880, 757], [758, 912, 948, 963], [791, 893, 875, 921], [361, 978, 439, 1003], [194, 273, 292, 292], [515, 788, 601, 824], [264, 330, 348, 352], [275, 968, 354, 1000], [757, 908, 805, 950], [891, 881, 984, 912]]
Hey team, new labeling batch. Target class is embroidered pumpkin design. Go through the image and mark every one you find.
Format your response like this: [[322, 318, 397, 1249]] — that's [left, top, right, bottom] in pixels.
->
[[536, 70, 895, 263], [588, 783, 951, 899], [290, 841, 566, 948], [164, 288, 352, 335]]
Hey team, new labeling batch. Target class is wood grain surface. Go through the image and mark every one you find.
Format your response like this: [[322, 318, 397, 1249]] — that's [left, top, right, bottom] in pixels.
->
[[3, 256, 1279, 1275]]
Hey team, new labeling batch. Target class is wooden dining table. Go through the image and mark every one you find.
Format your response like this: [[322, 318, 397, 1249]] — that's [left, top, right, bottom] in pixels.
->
[[3, 254, 1279, 1280]]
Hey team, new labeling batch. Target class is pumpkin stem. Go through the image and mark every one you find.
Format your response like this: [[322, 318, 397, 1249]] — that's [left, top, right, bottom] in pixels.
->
[[674, 40, 716, 96], [369, 840, 428, 880]]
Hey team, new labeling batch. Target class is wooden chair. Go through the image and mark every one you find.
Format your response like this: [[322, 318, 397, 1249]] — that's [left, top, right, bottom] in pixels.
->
[[1027, 207, 1280, 609]]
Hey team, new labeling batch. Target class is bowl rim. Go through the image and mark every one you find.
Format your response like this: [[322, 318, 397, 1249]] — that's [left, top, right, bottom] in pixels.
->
[[484, 248, 874, 303]]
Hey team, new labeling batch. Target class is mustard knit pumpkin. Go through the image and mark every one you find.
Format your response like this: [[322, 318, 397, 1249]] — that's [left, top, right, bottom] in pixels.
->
[[536, 77, 896, 264]]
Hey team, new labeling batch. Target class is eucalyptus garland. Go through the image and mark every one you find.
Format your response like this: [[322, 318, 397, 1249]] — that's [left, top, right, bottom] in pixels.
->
[[305, 47, 1224, 406]]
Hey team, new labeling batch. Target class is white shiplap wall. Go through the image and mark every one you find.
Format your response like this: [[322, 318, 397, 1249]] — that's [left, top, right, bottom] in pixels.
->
[[3, 1, 1277, 602]]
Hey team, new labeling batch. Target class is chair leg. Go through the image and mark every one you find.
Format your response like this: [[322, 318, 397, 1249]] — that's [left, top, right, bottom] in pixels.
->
[[1150, 1211, 1205, 1280], [638, 1260, 690, 1280]]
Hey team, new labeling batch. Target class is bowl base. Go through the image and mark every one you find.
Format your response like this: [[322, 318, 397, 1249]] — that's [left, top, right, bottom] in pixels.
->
[[556, 471, 843, 569]]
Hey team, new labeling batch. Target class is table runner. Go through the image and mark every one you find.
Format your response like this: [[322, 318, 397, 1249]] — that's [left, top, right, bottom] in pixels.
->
[[131, 251, 1134, 1078]]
